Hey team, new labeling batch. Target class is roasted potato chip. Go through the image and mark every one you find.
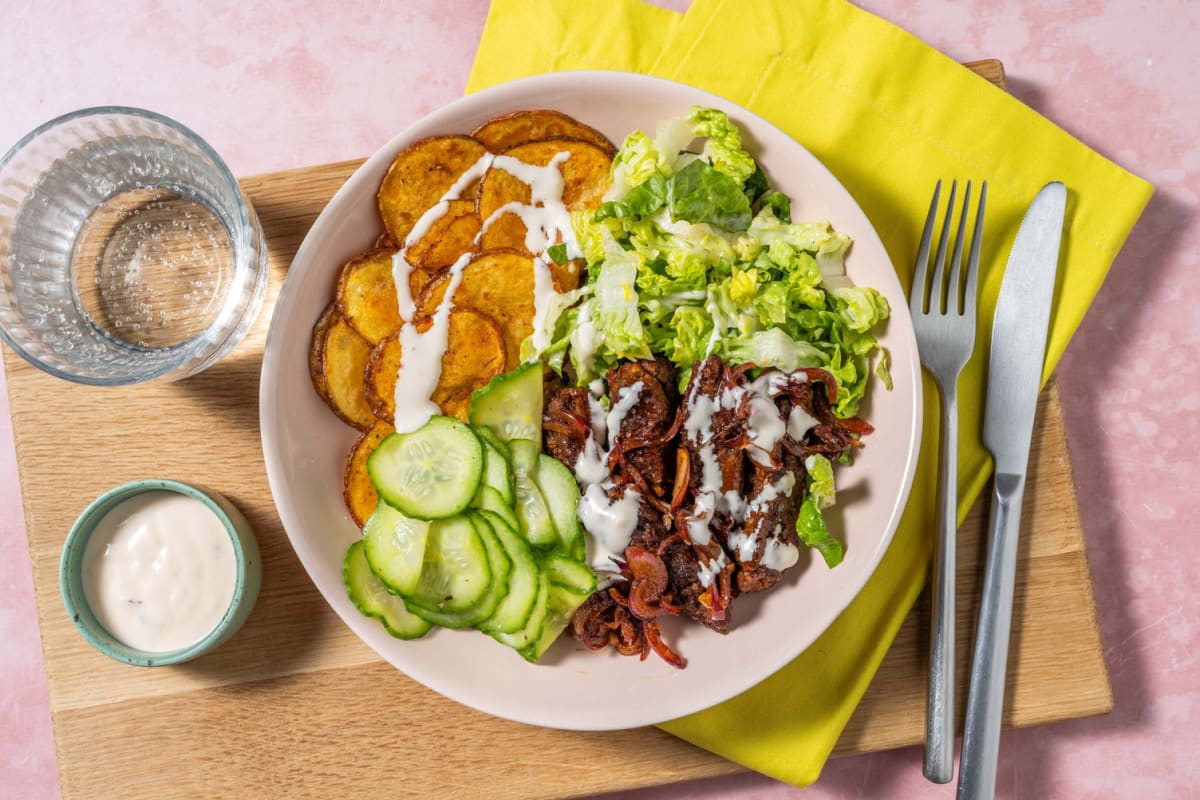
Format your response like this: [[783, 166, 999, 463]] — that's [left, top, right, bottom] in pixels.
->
[[405, 267, 440, 303], [415, 250, 536, 368], [344, 421, 394, 527], [374, 232, 396, 250], [404, 199, 481, 270], [471, 109, 615, 156], [309, 301, 339, 404], [336, 249, 401, 345], [476, 137, 612, 255], [363, 311, 505, 424], [364, 332, 402, 423], [378, 135, 488, 243], [432, 309, 507, 419], [321, 313, 376, 430]]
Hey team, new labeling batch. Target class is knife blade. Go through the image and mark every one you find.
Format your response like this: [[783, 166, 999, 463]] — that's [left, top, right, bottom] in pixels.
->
[[957, 181, 1067, 800]]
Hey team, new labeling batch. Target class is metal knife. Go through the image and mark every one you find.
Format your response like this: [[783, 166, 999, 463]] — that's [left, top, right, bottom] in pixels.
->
[[957, 181, 1067, 800]]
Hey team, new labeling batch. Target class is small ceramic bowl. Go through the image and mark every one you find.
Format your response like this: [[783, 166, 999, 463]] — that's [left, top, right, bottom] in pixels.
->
[[60, 479, 262, 666]]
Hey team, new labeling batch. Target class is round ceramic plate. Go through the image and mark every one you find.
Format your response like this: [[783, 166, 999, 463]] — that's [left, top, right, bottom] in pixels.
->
[[260, 71, 922, 731]]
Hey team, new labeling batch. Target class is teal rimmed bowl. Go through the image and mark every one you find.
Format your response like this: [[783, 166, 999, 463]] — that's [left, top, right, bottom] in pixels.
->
[[60, 479, 261, 666]]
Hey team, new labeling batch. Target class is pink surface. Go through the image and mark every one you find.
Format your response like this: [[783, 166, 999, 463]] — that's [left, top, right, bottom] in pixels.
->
[[1, 1, 1196, 798]]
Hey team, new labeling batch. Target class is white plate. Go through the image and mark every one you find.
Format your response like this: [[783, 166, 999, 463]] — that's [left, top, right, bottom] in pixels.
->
[[260, 71, 922, 731]]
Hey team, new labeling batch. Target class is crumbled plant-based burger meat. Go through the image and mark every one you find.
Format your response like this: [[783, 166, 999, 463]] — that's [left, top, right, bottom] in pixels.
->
[[546, 354, 872, 668]]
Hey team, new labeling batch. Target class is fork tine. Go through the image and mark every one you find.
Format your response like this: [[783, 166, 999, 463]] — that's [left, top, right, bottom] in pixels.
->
[[963, 181, 987, 316], [947, 181, 972, 314], [911, 179, 942, 315], [930, 179, 958, 314]]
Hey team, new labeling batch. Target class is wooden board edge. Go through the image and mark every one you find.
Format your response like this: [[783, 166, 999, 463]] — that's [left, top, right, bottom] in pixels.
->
[[1040, 378, 1115, 714]]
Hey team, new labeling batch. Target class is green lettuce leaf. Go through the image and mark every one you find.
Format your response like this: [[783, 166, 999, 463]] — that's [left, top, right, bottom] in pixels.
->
[[590, 232, 652, 364], [796, 495, 844, 568], [805, 454, 836, 509], [686, 107, 756, 184], [724, 328, 826, 372], [667, 159, 752, 231], [760, 190, 791, 223], [595, 170, 668, 221]]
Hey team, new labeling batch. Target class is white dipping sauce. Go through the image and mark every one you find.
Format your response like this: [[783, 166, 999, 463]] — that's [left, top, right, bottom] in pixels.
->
[[81, 490, 237, 653]]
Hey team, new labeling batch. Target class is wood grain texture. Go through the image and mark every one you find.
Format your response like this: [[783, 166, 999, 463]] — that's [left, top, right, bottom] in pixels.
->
[[5, 60, 1111, 799]]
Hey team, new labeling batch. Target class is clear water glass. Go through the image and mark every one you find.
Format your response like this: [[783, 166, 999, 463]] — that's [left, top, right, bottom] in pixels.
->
[[0, 107, 267, 384]]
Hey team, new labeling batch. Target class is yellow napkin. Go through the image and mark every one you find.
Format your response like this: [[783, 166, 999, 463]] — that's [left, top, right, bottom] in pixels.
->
[[469, 0, 1152, 786]]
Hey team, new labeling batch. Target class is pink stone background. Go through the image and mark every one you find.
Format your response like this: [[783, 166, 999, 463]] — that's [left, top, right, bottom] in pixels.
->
[[2, 1, 1196, 798]]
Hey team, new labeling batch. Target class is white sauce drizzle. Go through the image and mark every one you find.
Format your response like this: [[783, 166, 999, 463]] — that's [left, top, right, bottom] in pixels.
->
[[762, 534, 801, 571], [572, 382, 647, 572], [579, 484, 643, 571], [787, 405, 818, 440], [388, 149, 580, 432], [697, 549, 727, 589]]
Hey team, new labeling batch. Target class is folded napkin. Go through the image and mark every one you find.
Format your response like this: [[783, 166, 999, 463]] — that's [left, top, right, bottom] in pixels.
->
[[469, 0, 1152, 786]]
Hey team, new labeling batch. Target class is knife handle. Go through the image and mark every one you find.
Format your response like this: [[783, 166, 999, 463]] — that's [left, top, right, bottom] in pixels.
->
[[924, 386, 959, 784], [957, 472, 1026, 800]]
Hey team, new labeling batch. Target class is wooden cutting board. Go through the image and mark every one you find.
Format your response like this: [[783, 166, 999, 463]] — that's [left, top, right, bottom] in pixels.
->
[[6, 60, 1111, 799]]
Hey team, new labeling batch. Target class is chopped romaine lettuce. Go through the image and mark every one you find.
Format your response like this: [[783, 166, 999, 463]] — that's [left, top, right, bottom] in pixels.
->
[[796, 495, 845, 568], [529, 106, 890, 422]]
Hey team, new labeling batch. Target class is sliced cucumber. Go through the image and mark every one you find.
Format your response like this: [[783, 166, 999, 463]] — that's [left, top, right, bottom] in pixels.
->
[[367, 416, 483, 520], [362, 502, 430, 596], [520, 582, 592, 663], [492, 571, 550, 653], [472, 423, 512, 464], [476, 510, 540, 635], [543, 554, 597, 596], [406, 514, 511, 628], [473, 484, 520, 534], [509, 440, 558, 550], [535, 454, 583, 557], [469, 362, 544, 443], [343, 540, 432, 640], [406, 515, 491, 612], [477, 437, 515, 507]]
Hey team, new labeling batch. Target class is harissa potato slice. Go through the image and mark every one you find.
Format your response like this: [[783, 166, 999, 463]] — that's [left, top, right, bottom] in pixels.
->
[[403, 199, 482, 270], [476, 137, 612, 256], [364, 332, 403, 424], [343, 421, 394, 527], [415, 250, 536, 369], [431, 310, 507, 419], [336, 249, 401, 345], [471, 109, 615, 156], [362, 310, 506, 425], [377, 135, 488, 244], [321, 312, 376, 430], [309, 302, 339, 403]]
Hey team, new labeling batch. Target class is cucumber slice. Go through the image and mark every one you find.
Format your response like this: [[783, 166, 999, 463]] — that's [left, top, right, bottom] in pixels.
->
[[520, 582, 592, 663], [535, 454, 583, 556], [406, 515, 491, 612], [492, 571, 550, 653], [543, 554, 597, 595], [472, 423, 513, 463], [476, 510, 540, 635], [473, 484, 520, 534], [509, 440, 558, 550], [367, 417, 483, 520], [362, 502, 430, 596], [406, 514, 511, 628], [477, 438, 515, 507], [469, 362, 543, 443], [343, 540, 432, 640]]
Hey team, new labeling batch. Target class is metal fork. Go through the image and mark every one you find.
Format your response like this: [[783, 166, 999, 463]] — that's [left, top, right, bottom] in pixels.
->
[[910, 179, 987, 784]]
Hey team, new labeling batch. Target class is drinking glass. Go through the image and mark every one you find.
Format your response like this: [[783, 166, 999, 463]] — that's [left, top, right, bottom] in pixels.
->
[[0, 107, 267, 384]]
